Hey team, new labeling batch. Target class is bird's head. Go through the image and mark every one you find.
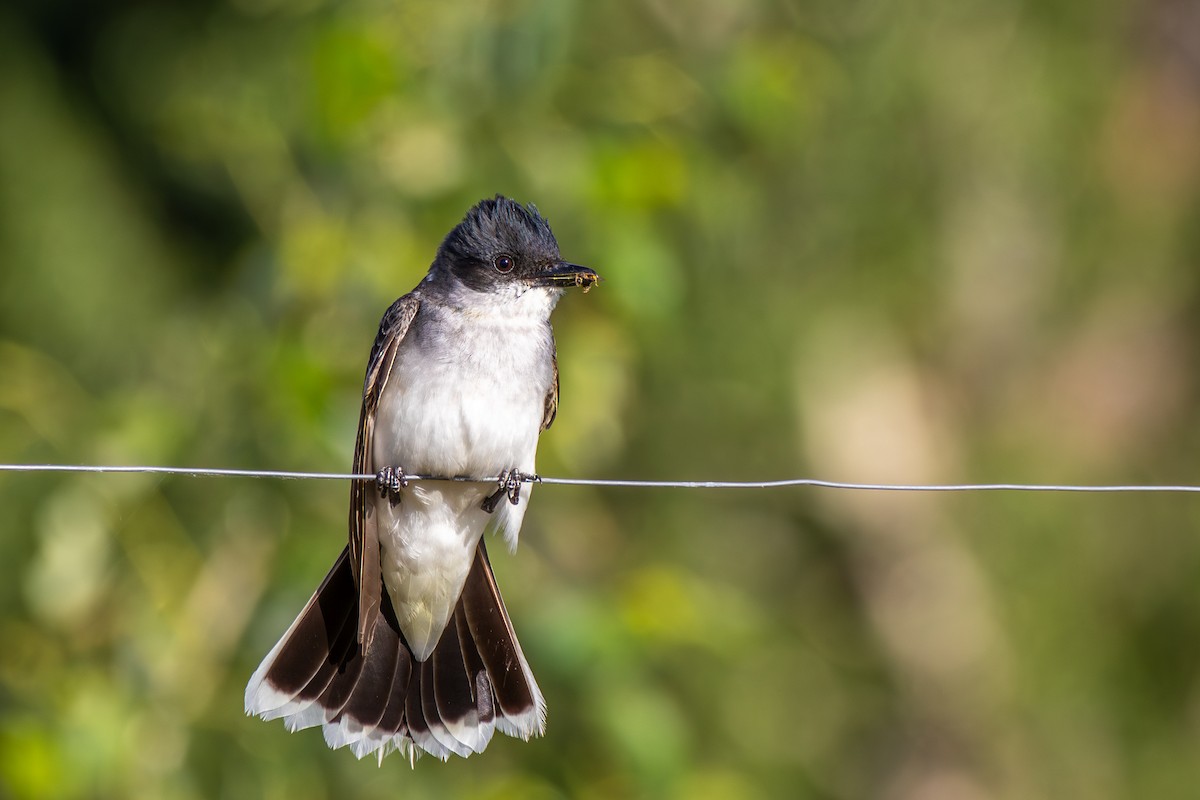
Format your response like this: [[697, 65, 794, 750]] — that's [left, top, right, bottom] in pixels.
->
[[432, 196, 598, 301]]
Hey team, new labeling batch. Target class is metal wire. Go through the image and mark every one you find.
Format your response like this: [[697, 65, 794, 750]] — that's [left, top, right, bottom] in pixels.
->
[[0, 464, 1198, 493]]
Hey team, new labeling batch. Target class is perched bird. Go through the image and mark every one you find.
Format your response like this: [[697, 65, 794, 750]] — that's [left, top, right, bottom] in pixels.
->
[[245, 196, 598, 763]]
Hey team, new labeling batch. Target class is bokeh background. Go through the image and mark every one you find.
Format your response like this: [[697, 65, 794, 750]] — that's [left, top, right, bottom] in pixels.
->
[[2, 0, 1200, 798]]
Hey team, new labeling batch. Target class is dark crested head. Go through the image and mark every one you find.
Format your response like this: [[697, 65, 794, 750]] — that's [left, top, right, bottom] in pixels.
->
[[433, 195, 597, 295]]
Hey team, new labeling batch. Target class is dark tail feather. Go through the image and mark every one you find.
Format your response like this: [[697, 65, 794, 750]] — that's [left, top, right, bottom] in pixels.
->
[[458, 542, 545, 737], [245, 542, 545, 763]]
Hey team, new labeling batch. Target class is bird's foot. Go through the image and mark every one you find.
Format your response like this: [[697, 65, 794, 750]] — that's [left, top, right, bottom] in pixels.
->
[[481, 469, 538, 513], [375, 465, 408, 503]]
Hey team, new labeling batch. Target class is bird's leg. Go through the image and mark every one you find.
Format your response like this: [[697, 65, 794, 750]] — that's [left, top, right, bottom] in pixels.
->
[[375, 465, 408, 504], [481, 469, 539, 513]]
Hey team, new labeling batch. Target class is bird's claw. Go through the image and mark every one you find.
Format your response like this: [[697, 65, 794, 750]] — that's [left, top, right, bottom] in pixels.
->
[[481, 469, 538, 513], [375, 465, 408, 500]]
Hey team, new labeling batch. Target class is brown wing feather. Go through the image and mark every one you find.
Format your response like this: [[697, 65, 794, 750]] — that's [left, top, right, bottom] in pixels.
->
[[541, 347, 559, 432], [350, 293, 421, 650]]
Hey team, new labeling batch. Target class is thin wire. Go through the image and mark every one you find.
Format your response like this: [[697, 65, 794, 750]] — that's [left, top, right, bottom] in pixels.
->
[[0, 464, 1198, 493], [536, 477, 1200, 493]]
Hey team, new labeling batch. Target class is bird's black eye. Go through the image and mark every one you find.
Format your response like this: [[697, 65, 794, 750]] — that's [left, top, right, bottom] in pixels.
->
[[493, 254, 515, 273]]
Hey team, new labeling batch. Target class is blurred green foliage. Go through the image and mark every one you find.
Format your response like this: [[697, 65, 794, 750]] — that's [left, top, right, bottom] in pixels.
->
[[2, 0, 1200, 797]]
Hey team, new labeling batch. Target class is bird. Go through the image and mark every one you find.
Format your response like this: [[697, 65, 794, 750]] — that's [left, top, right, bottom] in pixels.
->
[[244, 196, 598, 763]]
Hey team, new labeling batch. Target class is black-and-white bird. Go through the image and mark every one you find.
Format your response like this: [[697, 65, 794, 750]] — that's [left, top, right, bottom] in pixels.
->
[[245, 196, 598, 763]]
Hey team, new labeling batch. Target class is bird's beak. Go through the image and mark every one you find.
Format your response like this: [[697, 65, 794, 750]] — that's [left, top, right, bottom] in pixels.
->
[[534, 261, 600, 292]]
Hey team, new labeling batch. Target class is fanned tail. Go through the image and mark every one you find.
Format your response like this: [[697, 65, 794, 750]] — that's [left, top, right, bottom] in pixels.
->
[[245, 542, 545, 762]]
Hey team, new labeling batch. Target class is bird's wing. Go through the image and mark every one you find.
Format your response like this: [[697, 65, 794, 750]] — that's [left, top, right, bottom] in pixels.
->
[[541, 346, 558, 432], [350, 292, 421, 650]]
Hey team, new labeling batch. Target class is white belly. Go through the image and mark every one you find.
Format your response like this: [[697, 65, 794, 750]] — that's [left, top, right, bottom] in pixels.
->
[[369, 309, 552, 660], [372, 481, 502, 660]]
